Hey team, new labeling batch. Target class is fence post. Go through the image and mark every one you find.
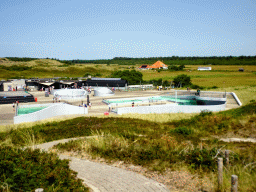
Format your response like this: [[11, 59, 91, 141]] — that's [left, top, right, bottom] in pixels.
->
[[231, 175, 238, 192], [218, 158, 223, 190], [225, 150, 230, 168], [35, 188, 43, 192]]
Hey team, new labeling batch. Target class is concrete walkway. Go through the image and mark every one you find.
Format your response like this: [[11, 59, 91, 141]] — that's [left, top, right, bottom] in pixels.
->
[[34, 138, 170, 192]]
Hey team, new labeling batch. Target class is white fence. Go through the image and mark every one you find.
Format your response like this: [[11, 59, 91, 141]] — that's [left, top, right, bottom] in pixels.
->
[[116, 103, 226, 115], [14, 103, 88, 124]]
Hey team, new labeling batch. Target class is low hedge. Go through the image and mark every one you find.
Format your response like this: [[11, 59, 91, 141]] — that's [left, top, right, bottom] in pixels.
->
[[0, 146, 88, 191]]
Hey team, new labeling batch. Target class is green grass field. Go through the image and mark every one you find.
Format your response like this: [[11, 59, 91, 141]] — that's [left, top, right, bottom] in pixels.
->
[[1, 58, 256, 89]]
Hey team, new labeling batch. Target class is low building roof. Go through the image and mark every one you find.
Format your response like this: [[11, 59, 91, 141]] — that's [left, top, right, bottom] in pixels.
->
[[139, 65, 150, 68], [148, 61, 168, 68]]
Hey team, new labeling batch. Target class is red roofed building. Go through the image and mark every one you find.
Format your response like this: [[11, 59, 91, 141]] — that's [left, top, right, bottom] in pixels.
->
[[148, 61, 168, 69]]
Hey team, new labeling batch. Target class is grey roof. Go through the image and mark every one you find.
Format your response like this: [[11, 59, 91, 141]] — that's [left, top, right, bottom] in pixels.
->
[[91, 77, 121, 81]]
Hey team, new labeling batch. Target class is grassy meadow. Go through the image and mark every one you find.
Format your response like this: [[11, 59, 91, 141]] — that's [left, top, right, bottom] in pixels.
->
[[1, 58, 256, 89]]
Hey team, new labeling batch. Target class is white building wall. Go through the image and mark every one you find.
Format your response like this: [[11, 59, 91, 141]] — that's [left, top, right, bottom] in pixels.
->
[[117, 103, 226, 115], [14, 103, 88, 124]]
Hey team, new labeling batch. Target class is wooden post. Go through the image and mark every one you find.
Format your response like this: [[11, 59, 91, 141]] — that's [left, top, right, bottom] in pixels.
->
[[225, 150, 230, 168], [231, 175, 238, 192], [35, 189, 43, 192], [218, 158, 223, 190]]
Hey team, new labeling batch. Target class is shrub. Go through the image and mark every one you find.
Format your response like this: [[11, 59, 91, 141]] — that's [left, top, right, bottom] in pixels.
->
[[168, 64, 185, 71], [0, 65, 32, 71], [83, 72, 91, 77], [190, 84, 204, 89], [0, 146, 88, 191], [5, 57, 38, 62], [58, 60, 74, 66], [199, 110, 213, 117], [170, 126, 193, 136], [182, 148, 218, 171], [173, 74, 191, 87], [111, 70, 143, 85]]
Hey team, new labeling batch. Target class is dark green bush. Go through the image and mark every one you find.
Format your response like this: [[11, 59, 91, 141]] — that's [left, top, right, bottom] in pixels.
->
[[83, 72, 91, 77], [199, 110, 213, 117], [190, 84, 204, 89], [95, 73, 102, 77], [0, 65, 32, 71], [170, 126, 193, 136], [173, 74, 192, 87], [0, 146, 88, 191], [182, 148, 218, 171], [111, 70, 143, 85], [5, 57, 38, 62], [168, 64, 185, 71]]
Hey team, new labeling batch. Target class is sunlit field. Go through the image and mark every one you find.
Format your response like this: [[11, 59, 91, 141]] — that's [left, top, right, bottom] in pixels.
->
[[1, 58, 256, 89]]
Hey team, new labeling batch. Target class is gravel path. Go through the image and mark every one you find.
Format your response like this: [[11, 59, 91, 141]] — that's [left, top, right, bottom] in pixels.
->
[[34, 138, 170, 192]]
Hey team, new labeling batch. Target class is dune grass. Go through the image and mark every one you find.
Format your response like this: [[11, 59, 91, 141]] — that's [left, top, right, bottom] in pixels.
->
[[50, 103, 256, 191], [1, 102, 254, 191], [119, 112, 198, 123]]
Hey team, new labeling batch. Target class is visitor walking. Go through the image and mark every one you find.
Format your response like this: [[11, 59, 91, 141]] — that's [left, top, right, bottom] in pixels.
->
[[89, 102, 91, 108], [108, 104, 111, 112], [132, 102, 134, 107], [12, 102, 15, 111]]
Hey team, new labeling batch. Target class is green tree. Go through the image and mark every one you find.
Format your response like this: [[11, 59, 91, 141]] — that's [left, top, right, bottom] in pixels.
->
[[111, 70, 143, 85], [173, 74, 191, 87]]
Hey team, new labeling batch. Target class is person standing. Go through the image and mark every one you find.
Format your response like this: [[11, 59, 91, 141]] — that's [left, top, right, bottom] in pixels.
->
[[12, 102, 15, 111], [89, 102, 91, 108], [197, 88, 200, 96], [108, 104, 111, 112]]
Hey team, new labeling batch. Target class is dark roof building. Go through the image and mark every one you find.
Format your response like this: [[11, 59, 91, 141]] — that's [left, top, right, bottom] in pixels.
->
[[77, 78, 128, 88]]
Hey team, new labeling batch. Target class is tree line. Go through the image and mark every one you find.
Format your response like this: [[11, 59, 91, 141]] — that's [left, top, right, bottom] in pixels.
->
[[62, 55, 256, 65], [5, 57, 39, 62], [5, 56, 256, 65]]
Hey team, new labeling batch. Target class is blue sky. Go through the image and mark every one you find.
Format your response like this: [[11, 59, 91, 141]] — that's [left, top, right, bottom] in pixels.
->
[[0, 0, 255, 60]]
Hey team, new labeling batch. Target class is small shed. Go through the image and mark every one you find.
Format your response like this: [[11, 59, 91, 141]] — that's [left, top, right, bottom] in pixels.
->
[[198, 67, 212, 71], [139, 65, 150, 70], [238, 68, 244, 72]]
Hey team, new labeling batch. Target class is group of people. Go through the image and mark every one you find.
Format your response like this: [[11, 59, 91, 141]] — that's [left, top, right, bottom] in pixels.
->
[[79, 102, 91, 108], [53, 96, 61, 103], [12, 100, 19, 112]]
